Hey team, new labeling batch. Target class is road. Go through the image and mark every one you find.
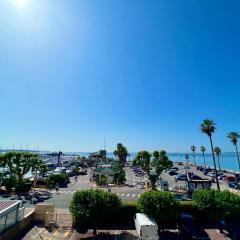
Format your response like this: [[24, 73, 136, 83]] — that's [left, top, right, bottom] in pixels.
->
[[0, 164, 236, 209]]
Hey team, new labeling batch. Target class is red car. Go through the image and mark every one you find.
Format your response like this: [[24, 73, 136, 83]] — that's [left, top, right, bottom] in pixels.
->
[[223, 176, 235, 182]]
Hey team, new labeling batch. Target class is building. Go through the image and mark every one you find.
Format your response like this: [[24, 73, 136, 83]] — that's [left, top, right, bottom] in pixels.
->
[[0, 201, 25, 234], [90, 165, 115, 184]]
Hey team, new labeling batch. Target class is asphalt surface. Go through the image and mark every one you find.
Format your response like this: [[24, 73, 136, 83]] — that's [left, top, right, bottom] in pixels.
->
[[0, 164, 236, 209]]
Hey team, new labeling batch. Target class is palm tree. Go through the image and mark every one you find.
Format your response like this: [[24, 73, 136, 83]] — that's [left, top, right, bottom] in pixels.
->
[[200, 146, 206, 168], [214, 147, 221, 171], [191, 146, 196, 165], [200, 119, 220, 190], [227, 132, 240, 172]]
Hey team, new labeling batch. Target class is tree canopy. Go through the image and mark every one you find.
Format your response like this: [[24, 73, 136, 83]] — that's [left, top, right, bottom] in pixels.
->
[[0, 152, 47, 183], [113, 143, 128, 165], [134, 150, 172, 190]]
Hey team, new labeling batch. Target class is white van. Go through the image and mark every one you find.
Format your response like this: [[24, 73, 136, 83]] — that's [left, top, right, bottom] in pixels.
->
[[134, 213, 159, 240]]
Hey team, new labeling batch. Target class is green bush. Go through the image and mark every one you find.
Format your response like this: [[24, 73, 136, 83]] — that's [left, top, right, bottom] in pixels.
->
[[192, 189, 240, 220], [192, 189, 217, 220], [47, 174, 69, 188], [178, 201, 199, 217], [69, 189, 121, 230], [15, 181, 32, 193], [114, 201, 138, 222], [215, 190, 240, 220], [138, 191, 179, 225], [96, 175, 108, 186], [3, 176, 16, 191]]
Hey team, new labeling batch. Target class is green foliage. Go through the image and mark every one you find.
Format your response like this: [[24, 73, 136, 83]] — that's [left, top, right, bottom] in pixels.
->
[[3, 175, 17, 191], [138, 191, 179, 224], [135, 150, 172, 190], [0, 152, 47, 183], [96, 175, 108, 186], [193, 189, 240, 220], [47, 174, 69, 188], [15, 180, 32, 193], [112, 162, 126, 184], [112, 202, 138, 222], [69, 189, 121, 227], [114, 143, 128, 165]]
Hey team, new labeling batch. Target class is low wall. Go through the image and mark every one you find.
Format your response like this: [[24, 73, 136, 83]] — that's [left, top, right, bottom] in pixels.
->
[[0, 210, 34, 240]]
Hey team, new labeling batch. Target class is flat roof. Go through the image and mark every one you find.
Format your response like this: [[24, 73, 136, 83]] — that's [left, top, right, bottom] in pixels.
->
[[135, 213, 157, 226], [0, 201, 18, 212]]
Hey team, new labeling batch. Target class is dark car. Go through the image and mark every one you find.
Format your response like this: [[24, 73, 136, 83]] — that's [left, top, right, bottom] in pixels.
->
[[220, 218, 240, 239], [190, 175, 203, 180], [228, 182, 240, 190], [178, 214, 210, 240], [203, 168, 212, 175]]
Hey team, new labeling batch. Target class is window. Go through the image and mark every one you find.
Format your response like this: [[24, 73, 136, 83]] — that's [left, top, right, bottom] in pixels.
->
[[0, 215, 6, 233], [5, 210, 17, 230]]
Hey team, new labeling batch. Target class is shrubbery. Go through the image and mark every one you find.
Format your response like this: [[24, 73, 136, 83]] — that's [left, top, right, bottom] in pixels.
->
[[138, 191, 179, 225], [192, 189, 240, 220], [47, 174, 69, 188], [69, 189, 121, 233]]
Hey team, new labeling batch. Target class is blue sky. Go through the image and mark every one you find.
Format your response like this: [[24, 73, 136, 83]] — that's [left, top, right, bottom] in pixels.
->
[[0, 0, 240, 152]]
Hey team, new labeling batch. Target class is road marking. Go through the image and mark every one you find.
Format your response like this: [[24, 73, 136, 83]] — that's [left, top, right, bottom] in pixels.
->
[[126, 194, 130, 197], [116, 193, 120, 195], [132, 194, 135, 197], [121, 193, 125, 197]]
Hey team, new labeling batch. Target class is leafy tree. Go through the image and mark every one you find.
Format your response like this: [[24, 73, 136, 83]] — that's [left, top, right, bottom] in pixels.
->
[[135, 150, 172, 190], [200, 119, 220, 190], [191, 146, 196, 165], [138, 191, 179, 226], [214, 147, 222, 171], [227, 132, 240, 172], [47, 173, 69, 188], [200, 146, 206, 168], [69, 189, 121, 234], [0, 152, 47, 185], [135, 151, 151, 174], [151, 150, 172, 190], [96, 175, 108, 186], [112, 162, 126, 184], [114, 143, 128, 165]]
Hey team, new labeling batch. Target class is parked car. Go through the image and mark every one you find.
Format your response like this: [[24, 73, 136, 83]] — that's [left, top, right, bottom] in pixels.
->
[[224, 176, 236, 182], [218, 175, 227, 180], [220, 218, 240, 239], [168, 169, 178, 176], [183, 166, 191, 170], [203, 169, 212, 175], [190, 175, 203, 180], [178, 214, 210, 240], [171, 167, 179, 170], [174, 174, 188, 181], [228, 182, 240, 190]]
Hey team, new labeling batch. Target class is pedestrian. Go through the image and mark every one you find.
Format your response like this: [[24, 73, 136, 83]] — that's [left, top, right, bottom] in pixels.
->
[[55, 184, 59, 193]]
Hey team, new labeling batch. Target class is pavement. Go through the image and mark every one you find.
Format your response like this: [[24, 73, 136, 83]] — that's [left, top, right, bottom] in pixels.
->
[[0, 164, 238, 209]]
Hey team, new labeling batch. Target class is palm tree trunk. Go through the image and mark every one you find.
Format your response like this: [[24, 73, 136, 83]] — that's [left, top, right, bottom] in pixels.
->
[[193, 152, 196, 165], [203, 152, 206, 168], [217, 156, 221, 171], [209, 136, 220, 191], [235, 144, 240, 172]]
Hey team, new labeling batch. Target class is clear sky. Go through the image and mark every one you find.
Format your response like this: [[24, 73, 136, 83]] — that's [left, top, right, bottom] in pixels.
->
[[0, 0, 240, 153]]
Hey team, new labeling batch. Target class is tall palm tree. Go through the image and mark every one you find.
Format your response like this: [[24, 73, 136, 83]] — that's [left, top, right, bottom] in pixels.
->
[[214, 147, 221, 171], [191, 146, 196, 166], [200, 119, 220, 190], [227, 132, 240, 172], [200, 146, 206, 168]]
